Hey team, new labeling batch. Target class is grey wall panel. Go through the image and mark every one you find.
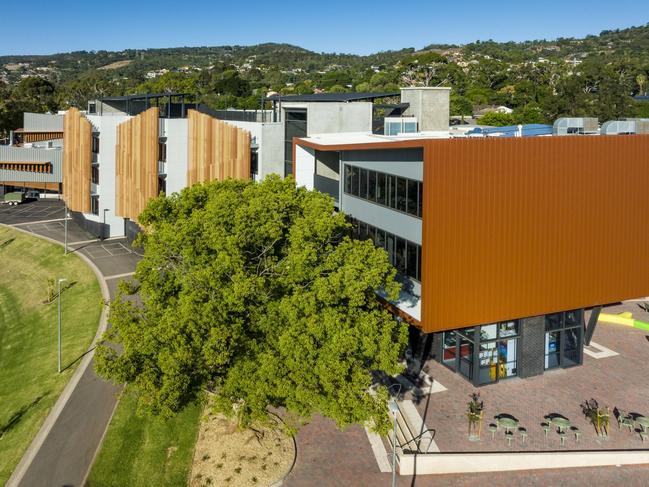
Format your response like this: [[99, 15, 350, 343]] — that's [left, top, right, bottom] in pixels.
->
[[23, 113, 64, 131], [341, 194, 422, 244], [342, 148, 423, 180], [0, 146, 62, 183]]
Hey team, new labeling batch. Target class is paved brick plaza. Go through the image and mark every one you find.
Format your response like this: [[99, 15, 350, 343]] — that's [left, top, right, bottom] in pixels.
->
[[283, 302, 649, 486], [418, 302, 649, 453]]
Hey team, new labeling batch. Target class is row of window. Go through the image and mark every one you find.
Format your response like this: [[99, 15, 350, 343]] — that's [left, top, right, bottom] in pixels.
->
[[343, 164, 423, 218], [349, 217, 421, 281]]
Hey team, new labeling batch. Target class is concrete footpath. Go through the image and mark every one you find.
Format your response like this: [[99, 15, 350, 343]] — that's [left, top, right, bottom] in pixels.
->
[[1, 200, 141, 487]]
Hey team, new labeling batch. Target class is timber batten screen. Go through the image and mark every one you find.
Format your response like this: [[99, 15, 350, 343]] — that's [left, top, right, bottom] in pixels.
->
[[115, 107, 160, 223], [63, 108, 92, 213], [187, 110, 251, 185]]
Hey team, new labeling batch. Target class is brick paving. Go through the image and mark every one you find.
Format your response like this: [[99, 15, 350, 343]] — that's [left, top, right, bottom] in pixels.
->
[[284, 301, 649, 486], [417, 302, 649, 453], [283, 415, 649, 487]]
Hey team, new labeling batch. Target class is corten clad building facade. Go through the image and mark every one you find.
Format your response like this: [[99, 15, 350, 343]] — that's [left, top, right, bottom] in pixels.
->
[[294, 130, 649, 385]]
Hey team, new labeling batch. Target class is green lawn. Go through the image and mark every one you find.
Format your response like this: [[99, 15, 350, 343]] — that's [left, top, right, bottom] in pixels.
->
[[87, 389, 201, 487], [0, 226, 102, 484]]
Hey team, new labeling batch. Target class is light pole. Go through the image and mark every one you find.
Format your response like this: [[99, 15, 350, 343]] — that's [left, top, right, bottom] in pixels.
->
[[388, 399, 400, 487], [102, 208, 110, 241], [57, 278, 67, 373], [63, 202, 69, 254]]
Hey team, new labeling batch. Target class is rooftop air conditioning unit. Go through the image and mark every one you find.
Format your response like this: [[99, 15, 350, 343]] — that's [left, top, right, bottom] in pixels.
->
[[553, 117, 599, 135]]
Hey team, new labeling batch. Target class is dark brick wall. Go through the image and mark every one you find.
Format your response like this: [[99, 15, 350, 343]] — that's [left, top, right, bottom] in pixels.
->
[[518, 315, 546, 378], [69, 210, 105, 239], [124, 219, 142, 246], [431, 332, 443, 362]]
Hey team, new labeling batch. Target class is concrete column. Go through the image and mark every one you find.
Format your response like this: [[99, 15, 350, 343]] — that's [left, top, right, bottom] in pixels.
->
[[518, 315, 546, 378]]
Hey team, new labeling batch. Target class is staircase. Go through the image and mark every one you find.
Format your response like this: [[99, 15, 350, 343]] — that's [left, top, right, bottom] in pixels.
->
[[386, 399, 438, 468]]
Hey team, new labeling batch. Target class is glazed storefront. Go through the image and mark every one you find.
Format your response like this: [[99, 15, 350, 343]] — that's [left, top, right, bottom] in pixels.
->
[[434, 310, 584, 386]]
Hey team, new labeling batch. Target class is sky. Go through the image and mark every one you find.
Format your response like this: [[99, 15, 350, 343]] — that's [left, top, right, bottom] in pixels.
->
[[2, 0, 648, 56]]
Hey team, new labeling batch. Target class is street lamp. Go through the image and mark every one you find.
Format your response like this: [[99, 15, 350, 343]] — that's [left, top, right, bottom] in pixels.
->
[[63, 202, 69, 254], [388, 399, 400, 487], [57, 278, 68, 373]]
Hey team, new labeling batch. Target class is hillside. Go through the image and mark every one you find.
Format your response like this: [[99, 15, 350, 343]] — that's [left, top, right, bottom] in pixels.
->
[[1, 22, 649, 137]]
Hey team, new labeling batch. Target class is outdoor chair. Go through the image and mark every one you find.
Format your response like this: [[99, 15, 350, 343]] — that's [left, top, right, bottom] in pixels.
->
[[489, 423, 498, 440], [639, 430, 647, 443], [505, 431, 514, 447], [620, 415, 634, 433], [519, 428, 528, 445], [572, 427, 581, 442], [541, 422, 550, 437], [558, 430, 567, 446]]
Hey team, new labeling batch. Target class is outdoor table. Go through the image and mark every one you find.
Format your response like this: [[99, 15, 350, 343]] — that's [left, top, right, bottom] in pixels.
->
[[550, 417, 571, 433], [496, 417, 519, 433], [635, 416, 649, 432]]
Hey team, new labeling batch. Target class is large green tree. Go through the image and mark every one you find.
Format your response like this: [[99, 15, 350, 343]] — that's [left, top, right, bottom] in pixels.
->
[[95, 177, 408, 432]]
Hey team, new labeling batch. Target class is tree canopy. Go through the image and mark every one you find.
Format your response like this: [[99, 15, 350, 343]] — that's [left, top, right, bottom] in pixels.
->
[[95, 177, 408, 432]]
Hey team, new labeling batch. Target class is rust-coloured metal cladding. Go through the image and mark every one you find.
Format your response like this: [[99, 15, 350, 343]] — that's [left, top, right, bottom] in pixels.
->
[[421, 135, 649, 332], [295, 134, 649, 334]]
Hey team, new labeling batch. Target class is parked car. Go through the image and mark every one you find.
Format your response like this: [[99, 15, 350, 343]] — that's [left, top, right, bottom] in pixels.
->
[[24, 190, 40, 201]]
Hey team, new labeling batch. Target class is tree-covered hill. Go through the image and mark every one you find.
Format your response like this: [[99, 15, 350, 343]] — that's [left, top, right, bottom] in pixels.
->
[[1, 22, 649, 138]]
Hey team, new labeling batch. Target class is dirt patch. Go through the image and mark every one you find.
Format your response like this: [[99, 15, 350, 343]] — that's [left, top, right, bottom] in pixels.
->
[[98, 60, 133, 70], [189, 410, 294, 487]]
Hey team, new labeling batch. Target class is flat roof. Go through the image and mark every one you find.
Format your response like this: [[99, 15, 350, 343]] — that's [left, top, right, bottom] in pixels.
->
[[295, 128, 477, 150], [266, 92, 399, 103]]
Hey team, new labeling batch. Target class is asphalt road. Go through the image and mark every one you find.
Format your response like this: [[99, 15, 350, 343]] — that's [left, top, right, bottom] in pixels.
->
[[1, 199, 140, 487]]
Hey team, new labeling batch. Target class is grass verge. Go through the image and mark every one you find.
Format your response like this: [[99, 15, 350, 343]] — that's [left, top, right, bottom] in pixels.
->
[[87, 389, 201, 487], [0, 226, 102, 484]]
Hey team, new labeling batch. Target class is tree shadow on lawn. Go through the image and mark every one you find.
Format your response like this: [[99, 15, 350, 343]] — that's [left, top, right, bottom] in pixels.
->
[[0, 238, 15, 250], [60, 346, 96, 373], [0, 393, 47, 439]]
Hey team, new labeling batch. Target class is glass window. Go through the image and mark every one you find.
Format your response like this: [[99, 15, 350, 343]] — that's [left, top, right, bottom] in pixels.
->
[[367, 224, 376, 244], [358, 222, 368, 240], [351, 166, 359, 196], [91, 165, 99, 185], [442, 332, 457, 370], [417, 246, 422, 281], [499, 339, 518, 378], [387, 175, 396, 209], [359, 168, 368, 199], [406, 242, 418, 280], [395, 237, 406, 273], [407, 179, 418, 216], [403, 121, 417, 133], [481, 324, 498, 341], [565, 309, 582, 327], [376, 172, 386, 206], [386, 234, 395, 265], [90, 196, 99, 216], [499, 321, 518, 337], [417, 182, 423, 217], [478, 341, 499, 384], [344, 165, 352, 194], [545, 313, 562, 331], [92, 136, 100, 154], [545, 331, 561, 369], [375, 229, 386, 250], [396, 177, 407, 212], [368, 170, 376, 201], [459, 337, 474, 380], [563, 327, 581, 367], [457, 327, 475, 341]]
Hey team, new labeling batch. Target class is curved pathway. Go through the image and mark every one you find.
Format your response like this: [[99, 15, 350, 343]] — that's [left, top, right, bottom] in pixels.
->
[[1, 200, 140, 487]]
